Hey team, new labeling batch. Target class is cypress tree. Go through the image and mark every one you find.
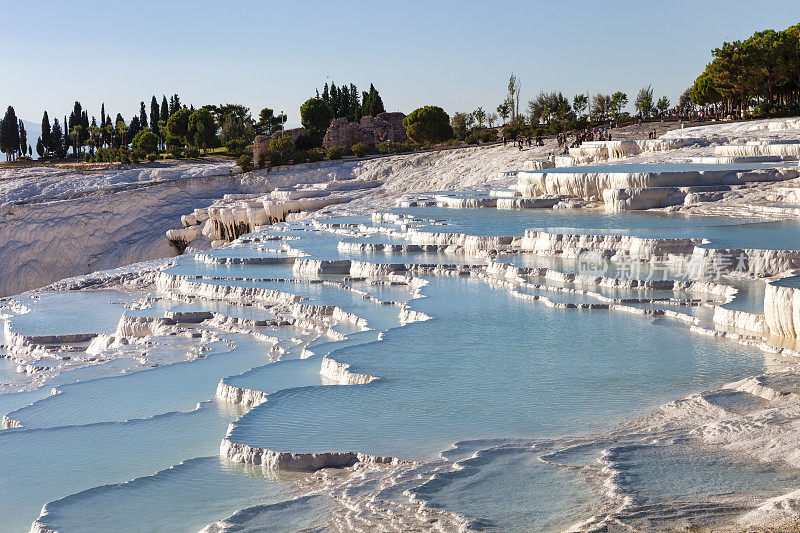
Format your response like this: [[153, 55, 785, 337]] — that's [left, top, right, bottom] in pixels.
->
[[0, 107, 20, 160], [350, 84, 360, 121], [366, 84, 384, 116], [100, 103, 106, 129], [50, 118, 63, 156], [129, 115, 141, 139], [69, 101, 83, 137], [36, 138, 44, 157], [361, 91, 371, 117], [150, 96, 160, 137], [18, 120, 27, 157], [139, 101, 148, 130], [41, 111, 51, 154], [0, 115, 7, 160], [81, 111, 89, 149], [330, 83, 339, 117], [340, 84, 348, 118], [161, 96, 169, 122], [322, 83, 330, 102]]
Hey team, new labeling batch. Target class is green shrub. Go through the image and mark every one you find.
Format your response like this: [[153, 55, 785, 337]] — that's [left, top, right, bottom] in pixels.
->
[[292, 150, 309, 164], [257, 151, 268, 169], [403, 106, 453, 143], [307, 149, 323, 162], [185, 147, 200, 158], [327, 146, 343, 160], [351, 142, 370, 158], [170, 146, 183, 159], [268, 137, 293, 166], [465, 132, 480, 145], [225, 139, 246, 157], [502, 124, 519, 140], [295, 133, 322, 151], [236, 154, 253, 173], [147, 153, 158, 162], [377, 141, 391, 154], [482, 129, 498, 142], [133, 130, 159, 154]]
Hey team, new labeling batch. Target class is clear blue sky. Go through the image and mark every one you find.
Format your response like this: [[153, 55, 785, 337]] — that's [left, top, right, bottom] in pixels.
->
[[3, 0, 799, 128]]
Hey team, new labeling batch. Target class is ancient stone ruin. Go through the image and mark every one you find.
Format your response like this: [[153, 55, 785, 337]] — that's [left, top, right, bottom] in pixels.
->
[[323, 112, 407, 150], [253, 127, 308, 166]]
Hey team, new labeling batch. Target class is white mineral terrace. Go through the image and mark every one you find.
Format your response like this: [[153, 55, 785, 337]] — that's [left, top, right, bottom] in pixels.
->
[[7, 118, 800, 532]]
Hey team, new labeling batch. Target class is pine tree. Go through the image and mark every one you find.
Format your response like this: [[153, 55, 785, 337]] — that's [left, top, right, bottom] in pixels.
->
[[18, 120, 27, 157], [161, 96, 169, 122], [41, 111, 51, 154], [139, 101, 148, 130], [322, 83, 330, 102]]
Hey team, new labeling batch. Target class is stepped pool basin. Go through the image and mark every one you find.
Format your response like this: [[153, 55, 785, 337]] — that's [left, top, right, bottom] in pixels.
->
[[1, 202, 800, 532]]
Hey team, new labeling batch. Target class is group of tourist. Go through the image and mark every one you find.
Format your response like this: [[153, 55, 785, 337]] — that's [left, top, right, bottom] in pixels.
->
[[503, 135, 545, 150], [570, 127, 613, 148]]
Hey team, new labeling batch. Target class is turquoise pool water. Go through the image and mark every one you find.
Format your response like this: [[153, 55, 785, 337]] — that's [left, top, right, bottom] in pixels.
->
[[0, 204, 795, 532], [226, 276, 764, 460]]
